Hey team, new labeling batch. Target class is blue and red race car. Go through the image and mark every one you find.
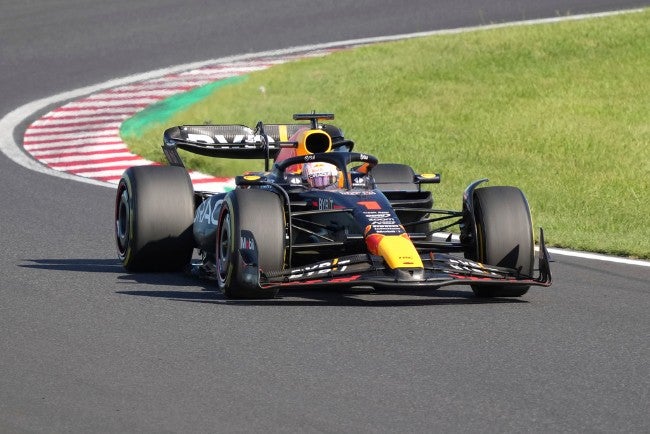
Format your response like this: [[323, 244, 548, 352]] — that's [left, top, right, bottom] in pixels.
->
[[115, 112, 551, 299]]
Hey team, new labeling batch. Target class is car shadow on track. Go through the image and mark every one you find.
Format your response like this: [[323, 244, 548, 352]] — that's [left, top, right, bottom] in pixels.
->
[[20, 257, 202, 289], [20, 258, 125, 273], [118, 285, 527, 307], [20, 258, 527, 307], [117, 264, 527, 306]]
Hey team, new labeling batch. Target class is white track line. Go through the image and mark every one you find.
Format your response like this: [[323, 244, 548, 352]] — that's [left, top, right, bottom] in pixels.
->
[[546, 248, 650, 267]]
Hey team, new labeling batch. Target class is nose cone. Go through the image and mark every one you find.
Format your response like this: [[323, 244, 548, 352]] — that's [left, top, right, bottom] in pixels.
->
[[365, 233, 423, 269]]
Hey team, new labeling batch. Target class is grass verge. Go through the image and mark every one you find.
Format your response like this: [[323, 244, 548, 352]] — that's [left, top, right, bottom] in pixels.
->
[[122, 10, 650, 258]]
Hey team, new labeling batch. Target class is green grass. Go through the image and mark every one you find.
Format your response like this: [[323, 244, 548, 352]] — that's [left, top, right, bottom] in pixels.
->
[[122, 10, 650, 258]]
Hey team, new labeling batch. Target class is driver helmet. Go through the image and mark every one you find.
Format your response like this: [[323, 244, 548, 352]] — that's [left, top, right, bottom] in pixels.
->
[[302, 161, 339, 189]]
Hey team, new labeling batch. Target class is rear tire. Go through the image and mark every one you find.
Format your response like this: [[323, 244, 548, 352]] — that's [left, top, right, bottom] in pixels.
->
[[370, 163, 418, 192], [467, 186, 533, 297], [216, 189, 285, 299], [370, 163, 430, 235], [115, 166, 195, 272]]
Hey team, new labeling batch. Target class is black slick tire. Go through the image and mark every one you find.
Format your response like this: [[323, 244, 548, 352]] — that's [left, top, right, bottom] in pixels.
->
[[467, 186, 534, 297], [370, 163, 430, 234], [370, 163, 417, 192], [216, 189, 285, 299], [115, 165, 195, 272]]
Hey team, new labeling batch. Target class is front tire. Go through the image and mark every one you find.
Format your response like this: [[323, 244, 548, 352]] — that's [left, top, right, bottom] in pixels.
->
[[115, 165, 195, 272], [467, 186, 534, 297], [216, 189, 285, 299]]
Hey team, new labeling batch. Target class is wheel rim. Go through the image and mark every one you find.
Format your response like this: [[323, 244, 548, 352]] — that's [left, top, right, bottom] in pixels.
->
[[116, 185, 130, 257], [217, 210, 232, 287]]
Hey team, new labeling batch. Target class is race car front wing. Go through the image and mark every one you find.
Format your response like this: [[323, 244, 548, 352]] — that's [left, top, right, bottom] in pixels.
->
[[259, 229, 552, 291]]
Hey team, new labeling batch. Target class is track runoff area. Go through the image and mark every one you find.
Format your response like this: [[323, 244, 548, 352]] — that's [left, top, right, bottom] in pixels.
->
[[3, 8, 648, 268]]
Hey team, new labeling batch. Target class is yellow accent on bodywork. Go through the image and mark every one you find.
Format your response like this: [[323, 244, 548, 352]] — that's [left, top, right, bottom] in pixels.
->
[[279, 124, 288, 142], [376, 235, 423, 269], [296, 129, 332, 156]]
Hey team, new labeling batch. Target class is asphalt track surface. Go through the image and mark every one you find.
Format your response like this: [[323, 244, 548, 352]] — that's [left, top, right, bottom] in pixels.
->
[[1, 1, 649, 432]]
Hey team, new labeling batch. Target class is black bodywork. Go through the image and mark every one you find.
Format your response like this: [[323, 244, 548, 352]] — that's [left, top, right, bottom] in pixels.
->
[[154, 113, 551, 296]]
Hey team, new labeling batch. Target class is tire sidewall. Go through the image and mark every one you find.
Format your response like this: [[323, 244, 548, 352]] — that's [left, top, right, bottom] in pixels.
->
[[216, 188, 285, 298], [216, 195, 237, 293], [115, 174, 135, 265], [470, 186, 534, 297]]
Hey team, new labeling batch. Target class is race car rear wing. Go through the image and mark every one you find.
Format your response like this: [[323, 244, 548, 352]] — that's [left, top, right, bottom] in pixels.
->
[[162, 113, 350, 170], [162, 123, 307, 166]]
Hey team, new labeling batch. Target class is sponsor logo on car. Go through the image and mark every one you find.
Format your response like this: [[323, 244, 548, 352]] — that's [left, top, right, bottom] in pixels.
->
[[194, 198, 222, 225], [288, 258, 351, 280]]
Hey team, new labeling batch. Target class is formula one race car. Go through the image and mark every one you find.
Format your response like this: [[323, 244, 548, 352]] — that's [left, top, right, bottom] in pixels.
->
[[114, 112, 551, 298]]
